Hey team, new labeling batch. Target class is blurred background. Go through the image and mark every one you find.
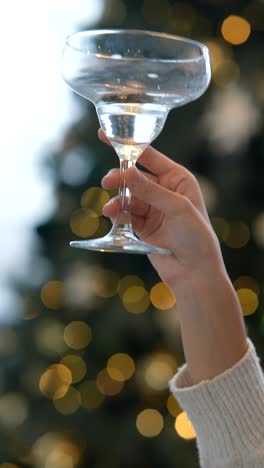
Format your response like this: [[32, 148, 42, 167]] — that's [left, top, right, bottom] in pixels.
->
[[0, 0, 264, 467]]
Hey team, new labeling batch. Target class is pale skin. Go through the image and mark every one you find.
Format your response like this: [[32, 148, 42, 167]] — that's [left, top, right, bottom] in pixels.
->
[[99, 128, 248, 386]]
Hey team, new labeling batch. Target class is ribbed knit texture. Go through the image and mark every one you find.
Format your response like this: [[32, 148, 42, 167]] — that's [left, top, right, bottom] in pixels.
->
[[169, 338, 264, 468]]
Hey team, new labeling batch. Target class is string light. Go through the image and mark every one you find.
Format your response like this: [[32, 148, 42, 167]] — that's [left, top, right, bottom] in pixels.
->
[[166, 395, 182, 417], [81, 187, 110, 215], [122, 286, 150, 313]]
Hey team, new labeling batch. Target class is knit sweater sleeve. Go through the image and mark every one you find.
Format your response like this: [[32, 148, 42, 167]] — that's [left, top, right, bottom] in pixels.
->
[[169, 337, 264, 468]]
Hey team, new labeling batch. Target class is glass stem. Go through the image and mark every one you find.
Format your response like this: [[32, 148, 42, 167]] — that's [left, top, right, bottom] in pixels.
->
[[110, 159, 135, 237]]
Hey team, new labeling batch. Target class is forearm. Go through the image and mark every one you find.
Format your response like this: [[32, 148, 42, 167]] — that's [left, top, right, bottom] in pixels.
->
[[172, 262, 248, 385]]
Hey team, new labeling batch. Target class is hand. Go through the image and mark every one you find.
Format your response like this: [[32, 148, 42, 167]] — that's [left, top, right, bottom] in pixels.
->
[[99, 129, 224, 288]]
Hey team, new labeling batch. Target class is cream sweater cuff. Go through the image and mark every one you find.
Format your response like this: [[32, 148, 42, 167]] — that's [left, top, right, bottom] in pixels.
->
[[169, 338, 264, 467]]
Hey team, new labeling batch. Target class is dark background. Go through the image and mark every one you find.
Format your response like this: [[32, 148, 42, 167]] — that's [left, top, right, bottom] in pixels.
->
[[1, 1, 264, 467]]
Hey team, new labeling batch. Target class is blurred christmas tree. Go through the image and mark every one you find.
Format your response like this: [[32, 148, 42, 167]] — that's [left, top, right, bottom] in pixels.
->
[[1, 1, 264, 467]]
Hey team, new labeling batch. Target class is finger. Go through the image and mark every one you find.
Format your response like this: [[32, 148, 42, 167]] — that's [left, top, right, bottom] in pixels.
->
[[98, 127, 181, 177], [101, 167, 157, 190], [125, 167, 191, 217], [103, 194, 150, 218]]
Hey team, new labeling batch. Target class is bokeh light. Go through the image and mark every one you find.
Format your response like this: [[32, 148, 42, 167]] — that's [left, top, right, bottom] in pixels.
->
[[60, 355, 87, 383], [107, 353, 135, 382], [122, 286, 150, 313], [150, 282, 176, 310], [32, 433, 81, 468], [136, 409, 164, 437], [137, 353, 177, 393], [35, 318, 67, 356], [166, 395, 182, 417], [78, 380, 105, 410], [81, 187, 110, 215], [41, 281, 64, 310], [70, 208, 99, 238], [96, 369, 124, 396], [222, 221, 250, 248], [94, 269, 120, 298], [39, 364, 72, 400], [233, 276, 259, 295], [175, 412, 196, 440], [211, 217, 230, 242], [0, 393, 28, 429], [213, 60, 240, 87], [143, 353, 177, 391], [221, 15, 251, 45], [236, 288, 259, 316], [253, 212, 264, 247], [118, 275, 144, 296], [64, 321, 92, 350], [53, 387, 81, 415]]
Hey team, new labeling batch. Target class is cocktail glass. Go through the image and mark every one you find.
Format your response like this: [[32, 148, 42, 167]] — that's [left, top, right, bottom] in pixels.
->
[[62, 29, 211, 254]]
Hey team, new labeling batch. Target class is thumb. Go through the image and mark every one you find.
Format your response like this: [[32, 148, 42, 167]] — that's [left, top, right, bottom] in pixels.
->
[[125, 167, 190, 217]]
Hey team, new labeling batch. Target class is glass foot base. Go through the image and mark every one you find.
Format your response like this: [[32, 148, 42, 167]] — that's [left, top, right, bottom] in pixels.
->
[[70, 233, 170, 255]]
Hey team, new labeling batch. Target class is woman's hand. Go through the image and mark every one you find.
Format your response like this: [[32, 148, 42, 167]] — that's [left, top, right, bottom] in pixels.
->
[[99, 128, 224, 288]]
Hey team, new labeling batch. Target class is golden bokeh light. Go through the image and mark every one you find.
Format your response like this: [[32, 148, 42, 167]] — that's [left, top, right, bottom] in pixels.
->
[[41, 281, 64, 310], [150, 282, 176, 310], [107, 353, 135, 382], [166, 395, 182, 417], [175, 411, 196, 440], [213, 60, 240, 87], [64, 321, 92, 350], [236, 288, 259, 316], [221, 15, 251, 45], [70, 208, 99, 238], [96, 369, 124, 396], [94, 269, 120, 298], [33, 433, 80, 468], [0, 393, 28, 429], [81, 187, 110, 215], [53, 387, 81, 415], [34, 319, 67, 356], [39, 364, 72, 400], [94, 217, 111, 238], [136, 409, 164, 437], [222, 221, 250, 248], [118, 275, 144, 296], [233, 276, 259, 295], [78, 380, 105, 410], [143, 353, 177, 391], [122, 286, 150, 313], [60, 355, 87, 383]]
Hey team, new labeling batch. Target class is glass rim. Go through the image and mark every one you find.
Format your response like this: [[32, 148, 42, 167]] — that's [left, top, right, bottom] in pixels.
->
[[65, 28, 209, 63]]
